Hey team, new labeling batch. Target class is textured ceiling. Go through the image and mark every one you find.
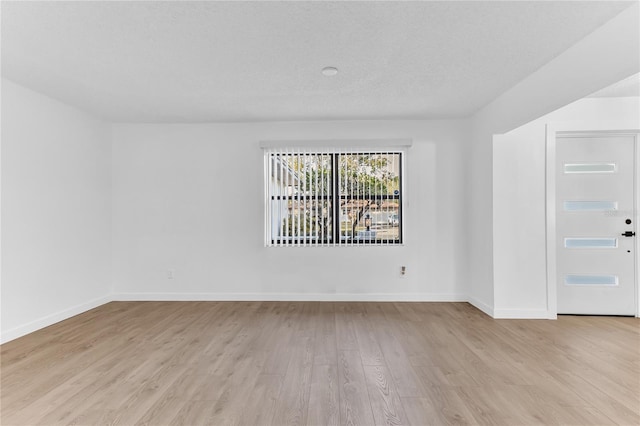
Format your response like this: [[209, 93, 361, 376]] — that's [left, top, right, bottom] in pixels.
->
[[1, 1, 635, 122]]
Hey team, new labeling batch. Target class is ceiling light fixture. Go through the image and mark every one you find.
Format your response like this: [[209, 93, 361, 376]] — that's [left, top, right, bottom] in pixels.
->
[[322, 66, 338, 77]]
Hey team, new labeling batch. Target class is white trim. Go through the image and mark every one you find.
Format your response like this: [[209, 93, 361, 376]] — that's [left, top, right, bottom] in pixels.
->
[[0, 295, 111, 344], [259, 138, 413, 149], [493, 308, 550, 319], [636, 132, 640, 318], [112, 292, 467, 302], [3, 291, 578, 343], [546, 122, 640, 319], [545, 124, 559, 319], [466, 295, 495, 317]]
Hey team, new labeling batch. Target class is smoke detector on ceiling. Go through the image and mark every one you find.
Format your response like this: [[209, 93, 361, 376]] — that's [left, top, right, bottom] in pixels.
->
[[322, 67, 338, 76]]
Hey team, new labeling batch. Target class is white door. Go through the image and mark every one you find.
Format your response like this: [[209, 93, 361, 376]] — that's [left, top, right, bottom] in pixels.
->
[[556, 132, 637, 315]]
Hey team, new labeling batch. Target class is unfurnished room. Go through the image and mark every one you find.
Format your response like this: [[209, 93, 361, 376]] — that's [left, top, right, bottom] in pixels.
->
[[1, 1, 639, 425]]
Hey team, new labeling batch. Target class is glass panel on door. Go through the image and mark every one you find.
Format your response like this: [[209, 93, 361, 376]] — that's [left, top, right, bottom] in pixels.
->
[[563, 163, 616, 173], [564, 274, 618, 286], [564, 238, 618, 248], [563, 200, 618, 211]]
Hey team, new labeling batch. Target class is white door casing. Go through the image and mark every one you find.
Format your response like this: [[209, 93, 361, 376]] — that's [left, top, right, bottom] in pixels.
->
[[546, 123, 639, 318]]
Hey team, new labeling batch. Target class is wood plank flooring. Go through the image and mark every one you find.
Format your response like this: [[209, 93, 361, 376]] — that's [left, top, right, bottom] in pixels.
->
[[1, 302, 638, 425]]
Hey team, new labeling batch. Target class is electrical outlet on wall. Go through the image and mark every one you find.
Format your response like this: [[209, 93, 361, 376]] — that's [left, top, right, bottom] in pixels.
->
[[400, 266, 406, 277], [167, 269, 176, 280]]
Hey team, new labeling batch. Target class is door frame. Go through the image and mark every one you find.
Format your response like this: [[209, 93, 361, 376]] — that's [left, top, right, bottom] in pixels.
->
[[546, 122, 640, 318]]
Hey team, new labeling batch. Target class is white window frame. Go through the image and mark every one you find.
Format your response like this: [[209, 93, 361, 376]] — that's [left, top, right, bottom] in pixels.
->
[[261, 139, 411, 247]]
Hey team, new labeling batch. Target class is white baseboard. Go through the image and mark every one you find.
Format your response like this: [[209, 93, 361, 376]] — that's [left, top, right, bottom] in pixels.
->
[[1, 292, 557, 344], [112, 292, 468, 302], [0, 295, 112, 344], [467, 295, 495, 317], [493, 308, 551, 319]]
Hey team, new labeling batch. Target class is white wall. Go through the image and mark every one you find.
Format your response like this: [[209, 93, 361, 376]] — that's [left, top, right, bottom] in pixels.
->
[[467, 3, 639, 316], [111, 120, 469, 300], [493, 97, 640, 318], [1, 79, 112, 343], [2, 4, 637, 345]]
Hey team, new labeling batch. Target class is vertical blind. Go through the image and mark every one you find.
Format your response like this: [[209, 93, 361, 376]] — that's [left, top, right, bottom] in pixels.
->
[[263, 146, 404, 247]]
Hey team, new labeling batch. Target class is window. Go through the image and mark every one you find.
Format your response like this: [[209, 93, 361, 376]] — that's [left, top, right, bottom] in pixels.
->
[[563, 163, 616, 174], [264, 149, 403, 246]]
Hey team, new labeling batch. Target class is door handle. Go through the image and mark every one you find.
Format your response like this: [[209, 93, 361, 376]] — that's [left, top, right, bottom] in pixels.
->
[[621, 231, 636, 237]]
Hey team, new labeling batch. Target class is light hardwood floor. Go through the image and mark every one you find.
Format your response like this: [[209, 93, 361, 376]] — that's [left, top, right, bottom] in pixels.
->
[[1, 302, 639, 425]]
